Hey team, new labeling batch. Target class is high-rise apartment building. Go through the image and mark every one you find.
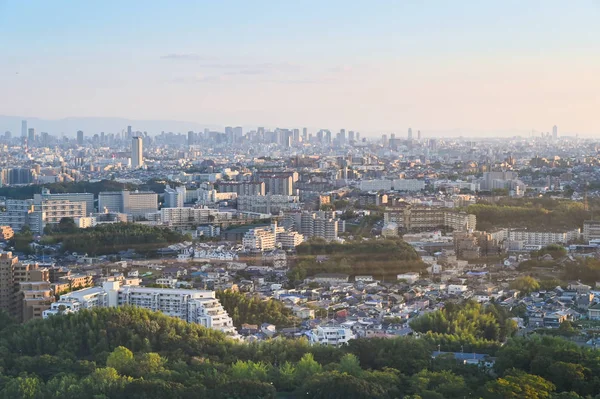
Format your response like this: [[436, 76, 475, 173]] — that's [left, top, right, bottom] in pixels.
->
[[0, 252, 53, 322], [21, 120, 27, 138], [164, 185, 186, 208], [131, 136, 143, 168], [44, 280, 236, 336], [77, 130, 84, 145], [218, 181, 265, 196], [282, 211, 343, 241]]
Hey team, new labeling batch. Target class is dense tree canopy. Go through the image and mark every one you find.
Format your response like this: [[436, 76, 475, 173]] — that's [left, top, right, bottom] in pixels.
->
[[215, 291, 299, 328], [0, 306, 598, 398], [58, 223, 189, 255]]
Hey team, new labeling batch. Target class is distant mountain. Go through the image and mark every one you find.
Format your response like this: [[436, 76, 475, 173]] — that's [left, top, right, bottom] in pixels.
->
[[0, 115, 223, 137]]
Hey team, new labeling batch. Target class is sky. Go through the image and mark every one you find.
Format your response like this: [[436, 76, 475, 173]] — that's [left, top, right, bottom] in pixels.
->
[[0, 0, 599, 136]]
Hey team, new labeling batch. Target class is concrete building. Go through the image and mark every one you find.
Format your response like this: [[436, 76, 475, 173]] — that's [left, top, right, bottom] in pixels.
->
[[34, 188, 94, 215], [159, 207, 224, 230], [99, 190, 158, 218], [0, 252, 53, 322], [383, 206, 476, 233], [243, 225, 279, 251], [31, 190, 91, 233], [237, 195, 300, 214], [219, 181, 265, 196], [583, 220, 600, 242], [164, 185, 186, 208], [43, 280, 236, 335], [310, 326, 355, 346], [0, 200, 34, 232], [491, 228, 580, 246], [282, 210, 343, 241], [392, 179, 426, 192], [131, 136, 143, 168]]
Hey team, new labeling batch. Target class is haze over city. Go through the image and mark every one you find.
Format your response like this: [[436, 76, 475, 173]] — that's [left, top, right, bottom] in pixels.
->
[[1, 0, 599, 136]]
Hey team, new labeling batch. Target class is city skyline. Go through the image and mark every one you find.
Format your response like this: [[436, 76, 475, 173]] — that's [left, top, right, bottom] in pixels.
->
[[1, 1, 599, 135]]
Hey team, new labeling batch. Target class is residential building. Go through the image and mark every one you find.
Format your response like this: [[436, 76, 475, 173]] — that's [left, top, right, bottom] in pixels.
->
[[164, 185, 186, 208], [44, 281, 236, 335], [0, 199, 34, 231], [158, 207, 225, 230], [219, 181, 265, 196], [0, 252, 52, 321], [383, 206, 476, 233], [391, 179, 426, 192], [237, 195, 300, 214], [282, 210, 343, 241], [310, 326, 355, 346], [584, 220, 600, 242]]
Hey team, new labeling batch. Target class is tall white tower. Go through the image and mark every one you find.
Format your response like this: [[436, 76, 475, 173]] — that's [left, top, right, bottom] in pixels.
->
[[131, 136, 143, 168]]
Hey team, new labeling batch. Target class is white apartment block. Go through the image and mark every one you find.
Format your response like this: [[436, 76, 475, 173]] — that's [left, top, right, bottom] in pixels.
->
[[243, 226, 278, 251], [310, 326, 356, 346], [283, 211, 342, 241], [383, 207, 476, 232], [30, 199, 86, 233], [159, 207, 226, 230], [0, 199, 34, 231], [491, 228, 580, 246], [583, 220, 600, 242], [43, 281, 236, 336], [237, 195, 300, 214], [358, 179, 392, 191], [392, 179, 426, 192]]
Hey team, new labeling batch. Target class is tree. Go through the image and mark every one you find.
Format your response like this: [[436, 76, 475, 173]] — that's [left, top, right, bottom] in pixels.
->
[[337, 354, 363, 377], [217, 380, 276, 399], [0, 376, 44, 399], [510, 276, 540, 295], [295, 353, 322, 385], [106, 346, 135, 375], [302, 371, 388, 399], [484, 370, 555, 399], [230, 360, 269, 382]]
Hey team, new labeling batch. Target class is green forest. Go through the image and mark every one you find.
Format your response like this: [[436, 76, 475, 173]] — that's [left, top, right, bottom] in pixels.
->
[[0, 178, 178, 200], [215, 291, 299, 328], [0, 306, 599, 398], [47, 223, 189, 255], [467, 198, 590, 231], [289, 238, 427, 282]]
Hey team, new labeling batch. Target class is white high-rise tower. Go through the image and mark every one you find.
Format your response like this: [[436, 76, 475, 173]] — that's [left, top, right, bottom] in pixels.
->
[[131, 136, 143, 168]]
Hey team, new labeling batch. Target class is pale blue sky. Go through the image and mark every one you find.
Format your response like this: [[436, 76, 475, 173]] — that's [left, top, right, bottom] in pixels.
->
[[1, 1, 599, 134]]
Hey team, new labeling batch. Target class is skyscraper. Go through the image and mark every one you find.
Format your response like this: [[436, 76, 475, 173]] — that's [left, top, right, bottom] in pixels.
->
[[27, 128, 36, 144], [131, 136, 143, 168], [187, 131, 195, 146], [21, 120, 27, 138], [127, 125, 132, 139], [77, 130, 84, 145], [417, 130, 422, 141], [408, 128, 413, 140], [552, 125, 558, 139]]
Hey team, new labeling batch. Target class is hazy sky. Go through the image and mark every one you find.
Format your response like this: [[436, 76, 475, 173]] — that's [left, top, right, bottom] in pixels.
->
[[1, 1, 599, 135]]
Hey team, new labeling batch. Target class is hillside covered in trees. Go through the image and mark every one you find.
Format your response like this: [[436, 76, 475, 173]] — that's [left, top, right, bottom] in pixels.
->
[[467, 197, 591, 231], [0, 306, 599, 398], [46, 222, 189, 255], [289, 238, 427, 282]]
